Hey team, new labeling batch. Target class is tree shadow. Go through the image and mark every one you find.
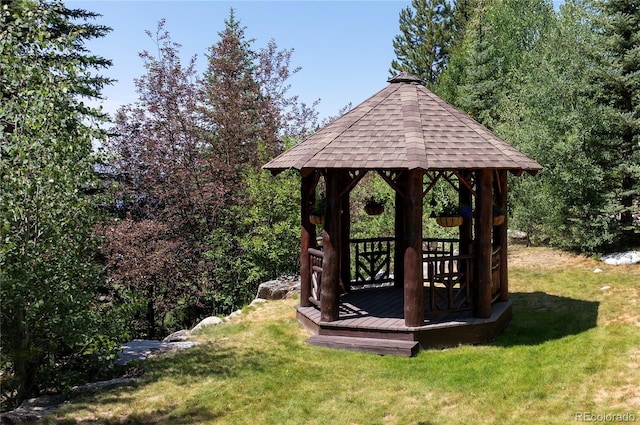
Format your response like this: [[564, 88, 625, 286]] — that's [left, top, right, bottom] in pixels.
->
[[52, 341, 290, 424], [493, 291, 599, 347]]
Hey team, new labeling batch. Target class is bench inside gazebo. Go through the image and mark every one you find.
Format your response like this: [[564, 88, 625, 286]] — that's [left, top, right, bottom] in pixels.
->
[[263, 73, 541, 356]]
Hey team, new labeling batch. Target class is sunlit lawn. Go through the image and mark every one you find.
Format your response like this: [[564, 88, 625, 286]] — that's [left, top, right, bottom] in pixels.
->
[[51, 246, 639, 425]]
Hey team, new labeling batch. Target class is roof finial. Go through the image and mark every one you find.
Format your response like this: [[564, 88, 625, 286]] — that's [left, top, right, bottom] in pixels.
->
[[388, 72, 423, 84]]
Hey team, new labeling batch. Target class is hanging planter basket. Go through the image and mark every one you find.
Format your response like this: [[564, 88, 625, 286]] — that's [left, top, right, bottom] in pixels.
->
[[493, 215, 505, 226], [364, 204, 384, 216], [436, 216, 463, 227], [309, 214, 325, 226]]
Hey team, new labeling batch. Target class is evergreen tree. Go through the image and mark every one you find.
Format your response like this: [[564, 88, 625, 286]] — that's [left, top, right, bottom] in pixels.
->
[[450, 0, 478, 46], [1, 0, 116, 407], [444, 0, 554, 128], [390, 0, 454, 86], [456, 13, 502, 129], [201, 9, 278, 181], [588, 0, 640, 247]]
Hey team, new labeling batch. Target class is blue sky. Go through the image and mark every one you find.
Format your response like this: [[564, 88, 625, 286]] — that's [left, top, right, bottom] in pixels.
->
[[70, 0, 563, 122], [70, 0, 416, 122]]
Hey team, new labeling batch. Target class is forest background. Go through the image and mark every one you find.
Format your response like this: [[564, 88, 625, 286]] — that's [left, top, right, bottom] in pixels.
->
[[1, 0, 638, 411]]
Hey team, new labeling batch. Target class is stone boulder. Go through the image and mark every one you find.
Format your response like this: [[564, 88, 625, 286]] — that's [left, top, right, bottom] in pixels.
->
[[191, 316, 224, 332], [116, 339, 198, 365], [601, 251, 640, 265], [256, 275, 300, 300], [507, 229, 529, 245], [163, 329, 191, 342]]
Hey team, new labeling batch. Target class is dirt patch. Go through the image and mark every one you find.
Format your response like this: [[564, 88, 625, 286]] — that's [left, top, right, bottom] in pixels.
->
[[508, 245, 597, 270]]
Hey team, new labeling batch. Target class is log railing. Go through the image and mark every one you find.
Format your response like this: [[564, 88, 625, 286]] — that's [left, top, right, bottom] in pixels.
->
[[422, 238, 472, 314], [308, 248, 323, 307], [350, 237, 394, 288], [491, 246, 501, 301], [306, 237, 477, 315]]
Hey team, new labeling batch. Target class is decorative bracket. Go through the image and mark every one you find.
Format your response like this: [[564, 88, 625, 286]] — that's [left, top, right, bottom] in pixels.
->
[[376, 169, 405, 198]]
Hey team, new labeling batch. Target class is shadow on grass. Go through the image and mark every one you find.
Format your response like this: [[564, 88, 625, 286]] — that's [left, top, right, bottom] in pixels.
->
[[54, 405, 223, 425], [53, 342, 289, 425], [493, 291, 599, 347]]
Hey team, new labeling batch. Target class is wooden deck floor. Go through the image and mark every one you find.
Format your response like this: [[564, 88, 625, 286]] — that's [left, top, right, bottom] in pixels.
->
[[297, 286, 512, 354]]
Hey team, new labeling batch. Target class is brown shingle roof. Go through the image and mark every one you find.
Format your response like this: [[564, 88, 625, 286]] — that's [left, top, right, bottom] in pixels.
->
[[264, 73, 542, 175]]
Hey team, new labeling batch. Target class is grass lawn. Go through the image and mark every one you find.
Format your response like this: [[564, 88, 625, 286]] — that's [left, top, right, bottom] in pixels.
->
[[50, 246, 639, 425]]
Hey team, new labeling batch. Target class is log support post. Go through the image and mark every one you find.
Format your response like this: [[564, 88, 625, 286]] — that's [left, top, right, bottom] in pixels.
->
[[394, 188, 405, 288], [320, 170, 341, 322], [340, 185, 351, 292], [403, 169, 424, 327], [459, 171, 473, 258], [495, 170, 509, 302], [474, 169, 493, 318], [299, 173, 316, 308]]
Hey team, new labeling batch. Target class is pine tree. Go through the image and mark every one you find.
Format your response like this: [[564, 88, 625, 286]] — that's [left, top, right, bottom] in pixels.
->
[[450, 0, 478, 46], [588, 0, 640, 247], [456, 15, 502, 129], [390, 0, 454, 86], [201, 9, 276, 178], [449, 0, 554, 129]]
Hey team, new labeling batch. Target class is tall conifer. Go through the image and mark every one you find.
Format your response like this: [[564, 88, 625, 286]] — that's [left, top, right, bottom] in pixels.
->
[[390, 0, 454, 86], [589, 0, 640, 247]]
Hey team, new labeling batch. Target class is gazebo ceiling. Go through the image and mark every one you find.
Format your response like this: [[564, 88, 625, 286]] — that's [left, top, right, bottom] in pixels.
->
[[263, 72, 542, 175]]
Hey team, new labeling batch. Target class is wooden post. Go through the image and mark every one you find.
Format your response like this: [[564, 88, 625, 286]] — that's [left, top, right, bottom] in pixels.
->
[[321, 170, 341, 322], [394, 188, 405, 288], [459, 171, 474, 306], [340, 187, 351, 292], [474, 169, 493, 318], [459, 171, 473, 257], [403, 169, 424, 327], [299, 174, 316, 308], [496, 170, 509, 302]]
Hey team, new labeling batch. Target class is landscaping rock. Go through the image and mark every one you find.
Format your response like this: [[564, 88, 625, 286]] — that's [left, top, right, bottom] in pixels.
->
[[227, 309, 243, 320], [163, 329, 191, 342], [507, 229, 528, 245], [116, 339, 198, 365], [0, 394, 65, 424], [256, 276, 300, 300], [191, 316, 223, 332], [601, 251, 640, 265], [1, 377, 140, 423]]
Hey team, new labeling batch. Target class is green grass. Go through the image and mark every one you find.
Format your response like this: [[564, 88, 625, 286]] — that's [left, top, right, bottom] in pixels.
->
[[50, 247, 640, 425]]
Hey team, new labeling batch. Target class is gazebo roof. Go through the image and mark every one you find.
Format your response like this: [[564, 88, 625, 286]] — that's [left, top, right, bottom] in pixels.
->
[[264, 72, 542, 175]]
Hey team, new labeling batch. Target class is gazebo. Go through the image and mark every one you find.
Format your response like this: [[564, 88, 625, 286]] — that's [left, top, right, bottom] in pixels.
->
[[263, 73, 542, 356]]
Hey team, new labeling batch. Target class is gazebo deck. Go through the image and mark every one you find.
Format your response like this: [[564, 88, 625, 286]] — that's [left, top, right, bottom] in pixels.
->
[[297, 286, 512, 356]]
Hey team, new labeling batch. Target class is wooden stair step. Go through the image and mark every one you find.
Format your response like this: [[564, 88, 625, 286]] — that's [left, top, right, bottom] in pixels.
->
[[306, 335, 420, 357]]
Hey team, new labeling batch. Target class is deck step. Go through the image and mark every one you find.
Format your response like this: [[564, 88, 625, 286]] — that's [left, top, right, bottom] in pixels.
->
[[306, 335, 420, 357]]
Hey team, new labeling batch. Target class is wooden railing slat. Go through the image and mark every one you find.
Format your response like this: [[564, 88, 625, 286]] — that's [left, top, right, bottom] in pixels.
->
[[307, 236, 476, 315]]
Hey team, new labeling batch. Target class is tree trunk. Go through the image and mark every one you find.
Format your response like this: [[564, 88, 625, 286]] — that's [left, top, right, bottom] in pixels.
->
[[13, 307, 42, 408], [620, 132, 637, 246], [146, 287, 156, 339]]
